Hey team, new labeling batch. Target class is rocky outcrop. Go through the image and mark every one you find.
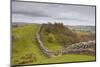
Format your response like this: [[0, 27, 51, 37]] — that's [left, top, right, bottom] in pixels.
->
[[62, 40, 96, 55]]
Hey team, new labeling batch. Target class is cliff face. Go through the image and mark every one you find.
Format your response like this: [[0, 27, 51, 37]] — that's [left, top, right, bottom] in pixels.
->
[[40, 23, 95, 46], [40, 23, 78, 46]]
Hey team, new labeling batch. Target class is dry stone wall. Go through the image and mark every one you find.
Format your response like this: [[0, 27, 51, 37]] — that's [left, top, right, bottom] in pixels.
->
[[36, 25, 55, 58]]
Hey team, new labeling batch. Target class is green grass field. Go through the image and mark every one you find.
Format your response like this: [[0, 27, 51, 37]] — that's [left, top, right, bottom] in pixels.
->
[[12, 24, 47, 65], [41, 54, 95, 64], [12, 24, 95, 65]]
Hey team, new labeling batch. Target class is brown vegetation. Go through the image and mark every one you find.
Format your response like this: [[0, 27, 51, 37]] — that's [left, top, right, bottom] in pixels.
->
[[40, 23, 95, 48]]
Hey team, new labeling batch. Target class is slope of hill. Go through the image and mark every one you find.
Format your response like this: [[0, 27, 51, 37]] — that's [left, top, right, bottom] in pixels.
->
[[12, 23, 96, 66], [12, 23, 47, 65], [40, 23, 95, 51]]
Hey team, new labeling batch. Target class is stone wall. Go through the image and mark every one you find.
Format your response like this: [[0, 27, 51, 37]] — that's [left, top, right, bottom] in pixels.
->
[[36, 24, 96, 57], [36, 25, 55, 58]]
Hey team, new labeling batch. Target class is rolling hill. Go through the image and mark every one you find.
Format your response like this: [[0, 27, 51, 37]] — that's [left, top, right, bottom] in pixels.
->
[[11, 22, 96, 66]]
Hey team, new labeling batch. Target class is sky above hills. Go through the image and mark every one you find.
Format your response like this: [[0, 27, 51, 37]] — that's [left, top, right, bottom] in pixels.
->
[[12, 1, 96, 26]]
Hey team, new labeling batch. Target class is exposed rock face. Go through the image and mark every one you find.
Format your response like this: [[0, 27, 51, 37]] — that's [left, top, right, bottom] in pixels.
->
[[62, 40, 96, 55]]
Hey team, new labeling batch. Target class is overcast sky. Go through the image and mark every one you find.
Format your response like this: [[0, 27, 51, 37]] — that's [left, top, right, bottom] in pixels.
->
[[12, 1, 95, 26]]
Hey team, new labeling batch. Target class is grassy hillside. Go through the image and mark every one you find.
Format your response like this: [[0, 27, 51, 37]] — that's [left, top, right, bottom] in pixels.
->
[[12, 24, 47, 65], [40, 23, 95, 52], [12, 23, 95, 66], [40, 23, 78, 52], [41, 54, 95, 64]]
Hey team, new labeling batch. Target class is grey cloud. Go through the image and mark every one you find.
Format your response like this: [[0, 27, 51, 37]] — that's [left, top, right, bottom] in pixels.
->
[[12, 1, 95, 25]]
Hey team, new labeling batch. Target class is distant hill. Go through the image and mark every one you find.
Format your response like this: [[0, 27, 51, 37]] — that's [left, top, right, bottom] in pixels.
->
[[12, 22, 40, 27], [67, 25, 95, 33]]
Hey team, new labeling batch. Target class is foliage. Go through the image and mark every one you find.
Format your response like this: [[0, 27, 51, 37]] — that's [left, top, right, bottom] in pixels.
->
[[47, 33, 56, 43]]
